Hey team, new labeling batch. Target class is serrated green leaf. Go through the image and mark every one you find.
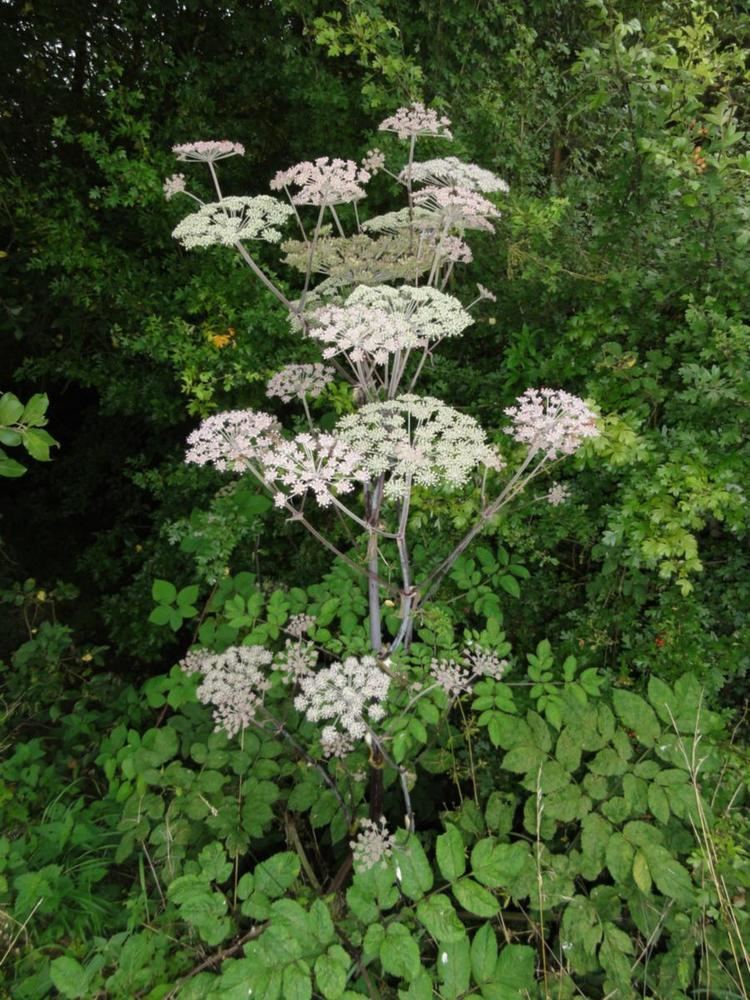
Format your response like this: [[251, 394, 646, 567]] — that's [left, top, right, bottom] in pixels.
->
[[436, 824, 465, 881], [416, 893, 465, 943], [50, 956, 88, 999], [470, 922, 498, 984], [452, 878, 498, 917], [613, 689, 660, 745], [633, 850, 652, 893], [152, 579, 177, 604]]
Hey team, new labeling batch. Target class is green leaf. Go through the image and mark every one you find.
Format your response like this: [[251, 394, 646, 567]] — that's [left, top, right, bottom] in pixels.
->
[[470, 839, 527, 888], [21, 393, 50, 426], [494, 944, 536, 991], [555, 727, 582, 771], [437, 936, 471, 998], [648, 784, 670, 824], [612, 689, 660, 745], [470, 923, 498, 984], [148, 605, 172, 626], [22, 427, 53, 461], [0, 392, 24, 424], [393, 831, 433, 900], [416, 893, 466, 944], [50, 956, 88, 999], [314, 949, 348, 1000], [0, 428, 22, 446], [452, 878, 498, 917], [0, 454, 26, 477], [498, 575, 520, 598], [254, 852, 300, 898], [605, 833, 634, 883], [380, 923, 421, 980], [282, 960, 312, 1000], [152, 579, 177, 604], [642, 844, 694, 903], [178, 584, 200, 606], [632, 850, 652, 893], [436, 824, 465, 881]]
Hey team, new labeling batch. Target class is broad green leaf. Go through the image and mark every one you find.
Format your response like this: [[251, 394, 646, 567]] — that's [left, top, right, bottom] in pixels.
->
[[436, 824, 465, 881], [254, 852, 300, 898], [22, 428, 53, 461], [380, 923, 421, 980], [494, 944, 536, 990], [315, 949, 348, 1000], [470, 922, 498, 984], [437, 936, 471, 998], [50, 956, 88, 999], [416, 893, 465, 944], [605, 833, 634, 883], [642, 844, 694, 903], [393, 831, 433, 900], [152, 579, 177, 604], [452, 878, 498, 917], [178, 584, 200, 606], [282, 960, 312, 1000], [0, 454, 27, 477], [648, 783, 670, 824], [470, 839, 526, 888], [21, 393, 49, 426], [0, 392, 24, 425], [148, 605, 172, 626], [613, 689, 660, 745], [632, 850, 652, 893]]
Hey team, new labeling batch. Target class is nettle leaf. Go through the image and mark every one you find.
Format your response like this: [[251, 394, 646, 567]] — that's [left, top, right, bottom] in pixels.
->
[[436, 824, 465, 881], [416, 893, 466, 944], [452, 878, 498, 917], [612, 689, 660, 745]]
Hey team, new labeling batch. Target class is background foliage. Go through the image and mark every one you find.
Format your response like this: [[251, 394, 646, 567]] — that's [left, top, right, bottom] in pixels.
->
[[1, 0, 748, 997]]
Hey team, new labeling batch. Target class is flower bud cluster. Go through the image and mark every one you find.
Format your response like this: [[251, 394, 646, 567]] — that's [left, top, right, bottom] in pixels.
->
[[294, 654, 390, 740], [286, 613, 317, 639], [163, 173, 187, 200], [547, 482, 572, 506], [504, 388, 599, 458]]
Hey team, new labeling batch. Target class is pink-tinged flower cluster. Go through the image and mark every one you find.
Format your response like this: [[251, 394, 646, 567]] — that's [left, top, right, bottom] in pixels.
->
[[308, 303, 421, 365], [172, 196, 294, 248], [430, 658, 473, 697], [547, 482, 571, 506], [266, 363, 335, 403], [378, 103, 453, 141], [263, 432, 368, 508], [270, 157, 370, 205], [362, 148, 386, 173], [163, 173, 187, 200], [185, 409, 279, 472], [464, 646, 508, 680], [351, 817, 396, 872], [401, 156, 509, 193], [320, 727, 354, 759], [434, 235, 473, 264], [286, 613, 316, 639], [172, 140, 245, 162], [274, 639, 318, 684], [504, 388, 599, 458], [294, 654, 390, 740], [413, 185, 500, 232], [180, 645, 272, 738]]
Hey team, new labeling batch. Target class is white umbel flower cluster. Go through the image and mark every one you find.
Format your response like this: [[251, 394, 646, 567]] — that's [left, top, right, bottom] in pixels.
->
[[547, 482, 571, 506], [286, 613, 316, 639], [320, 726, 355, 759], [308, 302, 420, 365], [294, 654, 390, 740], [185, 410, 280, 472], [401, 157, 509, 193], [504, 388, 599, 458], [274, 639, 318, 684], [430, 658, 473, 697], [263, 432, 368, 508], [464, 646, 508, 680], [337, 395, 502, 500], [351, 817, 396, 872], [347, 284, 473, 345], [266, 363, 335, 403], [180, 645, 273, 738], [172, 196, 294, 248], [379, 103, 453, 140], [172, 140, 245, 162]]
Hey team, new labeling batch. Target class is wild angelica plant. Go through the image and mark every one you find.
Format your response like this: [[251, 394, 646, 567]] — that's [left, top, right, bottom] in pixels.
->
[[166, 107, 599, 834]]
